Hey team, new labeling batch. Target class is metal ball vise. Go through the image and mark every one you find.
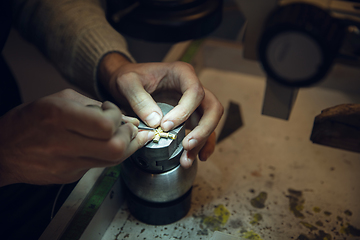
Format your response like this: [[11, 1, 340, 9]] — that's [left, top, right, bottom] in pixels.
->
[[120, 103, 197, 225]]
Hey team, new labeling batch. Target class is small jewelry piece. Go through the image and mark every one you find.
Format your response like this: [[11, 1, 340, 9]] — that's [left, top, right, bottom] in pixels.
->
[[152, 127, 177, 143]]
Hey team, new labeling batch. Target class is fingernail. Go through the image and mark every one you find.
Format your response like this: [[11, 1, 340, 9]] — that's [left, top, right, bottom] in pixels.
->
[[188, 139, 198, 150], [145, 112, 161, 127], [181, 151, 193, 168], [162, 121, 174, 131]]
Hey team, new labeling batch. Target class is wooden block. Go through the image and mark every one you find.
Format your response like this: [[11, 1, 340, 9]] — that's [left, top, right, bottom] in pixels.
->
[[310, 104, 360, 153]]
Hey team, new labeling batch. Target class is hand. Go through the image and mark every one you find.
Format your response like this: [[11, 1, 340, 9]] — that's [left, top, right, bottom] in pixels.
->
[[99, 53, 223, 168], [0, 89, 154, 186]]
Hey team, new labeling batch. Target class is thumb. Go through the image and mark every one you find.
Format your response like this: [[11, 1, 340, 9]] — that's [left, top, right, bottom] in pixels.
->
[[117, 74, 163, 127]]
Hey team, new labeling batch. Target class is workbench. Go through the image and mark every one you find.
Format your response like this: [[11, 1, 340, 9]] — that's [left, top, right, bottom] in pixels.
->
[[40, 40, 360, 240]]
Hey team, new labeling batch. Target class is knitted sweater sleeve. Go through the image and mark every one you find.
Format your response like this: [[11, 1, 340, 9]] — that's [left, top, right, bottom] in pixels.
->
[[11, 0, 135, 99]]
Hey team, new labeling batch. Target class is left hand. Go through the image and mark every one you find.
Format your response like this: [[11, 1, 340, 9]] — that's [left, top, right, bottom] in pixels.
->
[[98, 53, 223, 168]]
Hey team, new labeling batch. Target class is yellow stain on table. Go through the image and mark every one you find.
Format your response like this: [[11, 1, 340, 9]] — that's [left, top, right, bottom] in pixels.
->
[[202, 205, 230, 231], [313, 206, 321, 213], [241, 230, 263, 240], [299, 221, 318, 231], [296, 204, 304, 212], [250, 213, 263, 225]]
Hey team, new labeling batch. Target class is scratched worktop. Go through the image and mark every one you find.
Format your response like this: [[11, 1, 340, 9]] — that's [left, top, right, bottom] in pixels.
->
[[101, 67, 360, 240]]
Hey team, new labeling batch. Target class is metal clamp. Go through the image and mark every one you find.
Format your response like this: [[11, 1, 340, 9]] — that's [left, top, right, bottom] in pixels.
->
[[132, 103, 185, 173]]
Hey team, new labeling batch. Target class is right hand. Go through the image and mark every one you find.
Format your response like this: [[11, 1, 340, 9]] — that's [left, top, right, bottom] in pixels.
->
[[0, 89, 154, 186], [98, 53, 224, 169]]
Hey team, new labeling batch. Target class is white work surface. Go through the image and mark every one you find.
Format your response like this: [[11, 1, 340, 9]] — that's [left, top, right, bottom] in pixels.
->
[[101, 68, 360, 240]]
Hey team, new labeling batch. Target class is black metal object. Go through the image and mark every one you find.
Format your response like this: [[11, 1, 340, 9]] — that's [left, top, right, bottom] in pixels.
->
[[132, 103, 185, 173], [217, 101, 243, 143], [120, 103, 197, 225], [258, 3, 345, 87], [107, 0, 223, 42], [126, 185, 192, 225]]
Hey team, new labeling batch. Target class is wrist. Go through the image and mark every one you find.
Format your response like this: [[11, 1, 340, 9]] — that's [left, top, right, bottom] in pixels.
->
[[98, 52, 132, 95]]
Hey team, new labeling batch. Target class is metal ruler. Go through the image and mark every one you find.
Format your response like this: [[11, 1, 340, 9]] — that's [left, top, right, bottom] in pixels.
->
[[40, 165, 123, 240]]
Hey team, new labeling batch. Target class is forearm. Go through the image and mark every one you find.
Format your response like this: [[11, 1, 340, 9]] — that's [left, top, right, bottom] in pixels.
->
[[12, 0, 135, 98]]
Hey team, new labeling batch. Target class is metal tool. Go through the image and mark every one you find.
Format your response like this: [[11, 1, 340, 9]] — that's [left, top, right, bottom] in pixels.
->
[[137, 121, 155, 131]]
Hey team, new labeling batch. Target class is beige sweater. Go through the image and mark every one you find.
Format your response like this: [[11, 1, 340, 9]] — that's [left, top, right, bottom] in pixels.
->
[[12, 0, 135, 99]]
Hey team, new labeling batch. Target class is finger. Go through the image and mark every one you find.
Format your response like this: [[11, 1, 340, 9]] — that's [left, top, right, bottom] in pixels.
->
[[72, 123, 154, 163], [180, 140, 204, 168], [182, 89, 223, 152], [78, 130, 155, 169], [180, 132, 215, 168], [89, 102, 138, 130], [121, 115, 140, 126], [117, 74, 163, 128], [160, 64, 205, 131], [180, 150, 192, 169], [85, 102, 123, 129], [198, 132, 216, 161], [86, 104, 103, 110], [101, 101, 123, 129], [54, 89, 102, 106], [50, 89, 123, 139], [68, 123, 137, 161], [62, 100, 123, 140], [118, 130, 155, 161]]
